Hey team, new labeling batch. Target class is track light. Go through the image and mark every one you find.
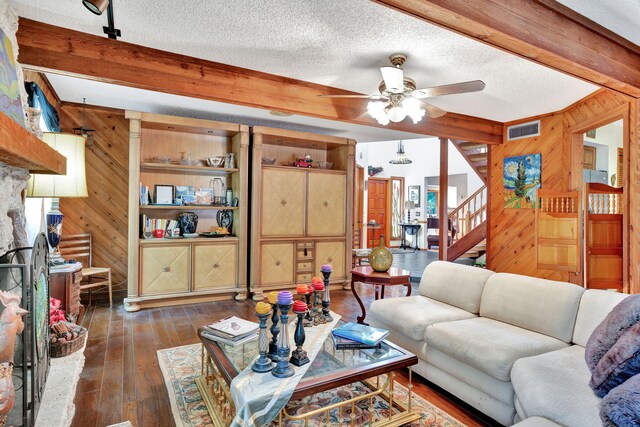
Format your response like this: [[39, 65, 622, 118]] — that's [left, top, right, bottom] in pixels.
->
[[82, 0, 121, 39], [82, 0, 109, 15]]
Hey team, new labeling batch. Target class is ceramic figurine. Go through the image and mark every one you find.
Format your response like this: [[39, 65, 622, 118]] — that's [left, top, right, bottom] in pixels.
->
[[252, 302, 274, 373], [290, 301, 310, 366], [321, 265, 333, 322], [267, 291, 280, 362], [272, 292, 295, 378], [0, 291, 28, 427]]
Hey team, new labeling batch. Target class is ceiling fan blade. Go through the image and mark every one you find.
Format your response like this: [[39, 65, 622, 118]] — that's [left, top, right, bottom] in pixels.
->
[[380, 66, 404, 93], [418, 100, 447, 118], [317, 94, 387, 100], [412, 80, 486, 99]]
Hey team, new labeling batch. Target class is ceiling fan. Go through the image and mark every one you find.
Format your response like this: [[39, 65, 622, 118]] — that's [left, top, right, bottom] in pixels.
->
[[320, 54, 485, 125]]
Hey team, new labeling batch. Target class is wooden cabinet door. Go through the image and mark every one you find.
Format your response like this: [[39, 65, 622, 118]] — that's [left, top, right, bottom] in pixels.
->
[[261, 168, 306, 237], [315, 240, 346, 280], [260, 242, 295, 285], [583, 146, 596, 170], [140, 244, 190, 295], [307, 171, 346, 236], [193, 243, 238, 291]]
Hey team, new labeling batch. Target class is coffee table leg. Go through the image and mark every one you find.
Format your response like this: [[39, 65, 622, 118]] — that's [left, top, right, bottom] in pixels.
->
[[406, 281, 412, 296], [352, 277, 368, 325]]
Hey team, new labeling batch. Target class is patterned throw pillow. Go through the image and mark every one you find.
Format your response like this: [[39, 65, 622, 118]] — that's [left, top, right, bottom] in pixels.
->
[[585, 295, 640, 397]]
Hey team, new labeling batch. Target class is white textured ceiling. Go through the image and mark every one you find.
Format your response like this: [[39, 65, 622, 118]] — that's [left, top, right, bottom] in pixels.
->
[[45, 73, 428, 143], [10, 0, 599, 123], [556, 0, 640, 46]]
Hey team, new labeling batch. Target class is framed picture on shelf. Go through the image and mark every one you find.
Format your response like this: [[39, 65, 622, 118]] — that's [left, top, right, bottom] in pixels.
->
[[408, 185, 421, 208], [154, 184, 175, 205]]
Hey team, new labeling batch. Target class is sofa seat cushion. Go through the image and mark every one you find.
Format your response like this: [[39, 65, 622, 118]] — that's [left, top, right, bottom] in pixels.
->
[[512, 417, 562, 427], [426, 317, 568, 381], [511, 346, 601, 427], [369, 296, 476, 341]]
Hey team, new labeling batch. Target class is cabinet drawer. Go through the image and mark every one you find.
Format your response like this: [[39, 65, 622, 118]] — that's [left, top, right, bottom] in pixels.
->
[[297, 249, 314, 260], [140, 244, 190, 295], [193, 243, 238, 291], [260, 243, 295, 285], [297, 242, 314, 249], [297, 261, 313, 273], [296, 273, 312, 283]]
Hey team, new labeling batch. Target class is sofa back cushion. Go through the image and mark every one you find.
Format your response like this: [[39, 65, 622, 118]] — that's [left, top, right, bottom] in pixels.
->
[[573, 290, 629, 347], [419, 261, 495, 314], [480, 273, 584, 342]]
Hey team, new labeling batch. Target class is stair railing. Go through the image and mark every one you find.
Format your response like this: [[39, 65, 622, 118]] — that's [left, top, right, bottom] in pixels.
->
[[449, 185, 487, 243]]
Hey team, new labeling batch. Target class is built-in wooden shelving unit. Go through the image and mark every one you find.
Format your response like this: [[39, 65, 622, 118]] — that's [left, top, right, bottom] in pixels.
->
[[125, 111, 249, 311]]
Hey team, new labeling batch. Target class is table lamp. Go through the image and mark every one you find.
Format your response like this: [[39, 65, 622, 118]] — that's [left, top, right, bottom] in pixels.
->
[[404, 200, 416, 223], [26, 133, 88, 265]]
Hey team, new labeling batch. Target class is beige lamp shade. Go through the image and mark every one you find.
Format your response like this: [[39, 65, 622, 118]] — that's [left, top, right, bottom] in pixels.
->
[[27, 133, 88, 198]]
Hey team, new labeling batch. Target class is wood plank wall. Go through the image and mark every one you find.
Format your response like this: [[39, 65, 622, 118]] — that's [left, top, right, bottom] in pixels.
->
[[57, 104, 130, 292], [488, 89, 635, 289]]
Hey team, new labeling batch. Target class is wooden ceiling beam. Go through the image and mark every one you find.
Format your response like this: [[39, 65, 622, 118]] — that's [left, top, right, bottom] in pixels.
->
[[372, 0, 640, 98], [15, 18, 503, 144]]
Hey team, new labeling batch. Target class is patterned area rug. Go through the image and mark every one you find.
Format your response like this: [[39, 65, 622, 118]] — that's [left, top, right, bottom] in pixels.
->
[[157, 344, 466, 427]]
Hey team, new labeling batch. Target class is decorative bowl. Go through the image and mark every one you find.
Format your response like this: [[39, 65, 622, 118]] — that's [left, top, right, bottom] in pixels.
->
[[262, 157, 276, 165]]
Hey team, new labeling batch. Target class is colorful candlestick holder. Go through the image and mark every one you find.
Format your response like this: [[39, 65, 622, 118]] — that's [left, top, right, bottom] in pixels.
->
[[290, 300, 310, 367], [312, 282, 325, 326], [267, 291, 280, 362], [321, 264, 333, 322], [272, 292, 295, 378], [252, 303, 274, 373], [304, 284, 314, 325], [296, 284, 312, 326]]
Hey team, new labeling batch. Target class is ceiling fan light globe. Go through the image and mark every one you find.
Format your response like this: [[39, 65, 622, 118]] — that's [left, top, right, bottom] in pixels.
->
[[387, 106, 406, 123]]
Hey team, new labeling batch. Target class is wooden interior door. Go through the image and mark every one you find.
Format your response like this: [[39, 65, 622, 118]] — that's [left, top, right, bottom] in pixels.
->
[[585, 183, 623, 291], [354, 165, 364, 248], [367, 178, 389, 247], [535, 190, 581, 273], [583, 145, 596, 170]]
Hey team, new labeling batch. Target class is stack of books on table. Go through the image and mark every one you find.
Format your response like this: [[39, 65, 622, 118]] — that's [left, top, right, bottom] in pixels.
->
[[331, 322, 389, 350], [201, 316, 259, 346]]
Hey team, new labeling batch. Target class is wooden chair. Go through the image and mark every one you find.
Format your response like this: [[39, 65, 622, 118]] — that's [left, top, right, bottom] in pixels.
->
[[58, 232, 112, 307], [352, 229, 371, 267]]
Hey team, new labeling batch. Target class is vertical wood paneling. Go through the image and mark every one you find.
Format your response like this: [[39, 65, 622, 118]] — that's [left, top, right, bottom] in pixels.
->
[[488, 90, 634, 287], [630, 99, 640, 294], [58, 105, 129, 292]]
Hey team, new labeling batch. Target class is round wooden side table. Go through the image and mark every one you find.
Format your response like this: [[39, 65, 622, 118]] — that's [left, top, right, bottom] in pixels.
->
[[350, 266, 411, 325]]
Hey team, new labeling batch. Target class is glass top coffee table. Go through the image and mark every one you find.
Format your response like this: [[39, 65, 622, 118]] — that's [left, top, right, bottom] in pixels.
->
[[196, 323, 419, 426]]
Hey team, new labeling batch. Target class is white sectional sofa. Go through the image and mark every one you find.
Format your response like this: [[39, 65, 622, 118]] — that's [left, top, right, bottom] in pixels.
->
[[368, 261, 628, 426]]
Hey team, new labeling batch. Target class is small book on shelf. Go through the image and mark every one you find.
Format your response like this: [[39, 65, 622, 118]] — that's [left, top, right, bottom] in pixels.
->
[[331, 332, 382, 350], [331, 322, 389, 347]]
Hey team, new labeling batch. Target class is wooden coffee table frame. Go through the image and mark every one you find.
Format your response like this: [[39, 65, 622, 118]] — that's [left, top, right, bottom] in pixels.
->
[[196, 328, 419, 426]]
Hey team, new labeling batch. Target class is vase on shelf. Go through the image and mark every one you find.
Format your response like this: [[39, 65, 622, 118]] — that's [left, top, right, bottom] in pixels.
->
[[369, 235, 393, 272], [178, 212, 198, 235]]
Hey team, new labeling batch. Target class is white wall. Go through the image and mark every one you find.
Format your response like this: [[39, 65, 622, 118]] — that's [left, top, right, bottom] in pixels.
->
[[356, 138, 483, 247], [584, 119, 623, 184]]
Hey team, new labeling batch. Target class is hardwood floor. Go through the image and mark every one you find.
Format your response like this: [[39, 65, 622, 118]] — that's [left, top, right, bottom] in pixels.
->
[[72, 284, 496, 427]]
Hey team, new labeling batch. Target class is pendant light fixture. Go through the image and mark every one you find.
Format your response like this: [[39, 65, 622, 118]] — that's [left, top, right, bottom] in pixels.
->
[[389, 140, 412, 165], [72, 98, 95, 146], [82, 0, 109, 14]]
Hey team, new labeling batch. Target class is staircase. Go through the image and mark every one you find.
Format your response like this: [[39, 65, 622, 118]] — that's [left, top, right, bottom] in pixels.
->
[[447, 185, 488, 261], [451, 140, 488, 184]]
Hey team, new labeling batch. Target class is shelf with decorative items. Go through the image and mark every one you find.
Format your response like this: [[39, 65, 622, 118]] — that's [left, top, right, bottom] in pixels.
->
[[125, 111, 249, 311], [250, 126, 356, 301]]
